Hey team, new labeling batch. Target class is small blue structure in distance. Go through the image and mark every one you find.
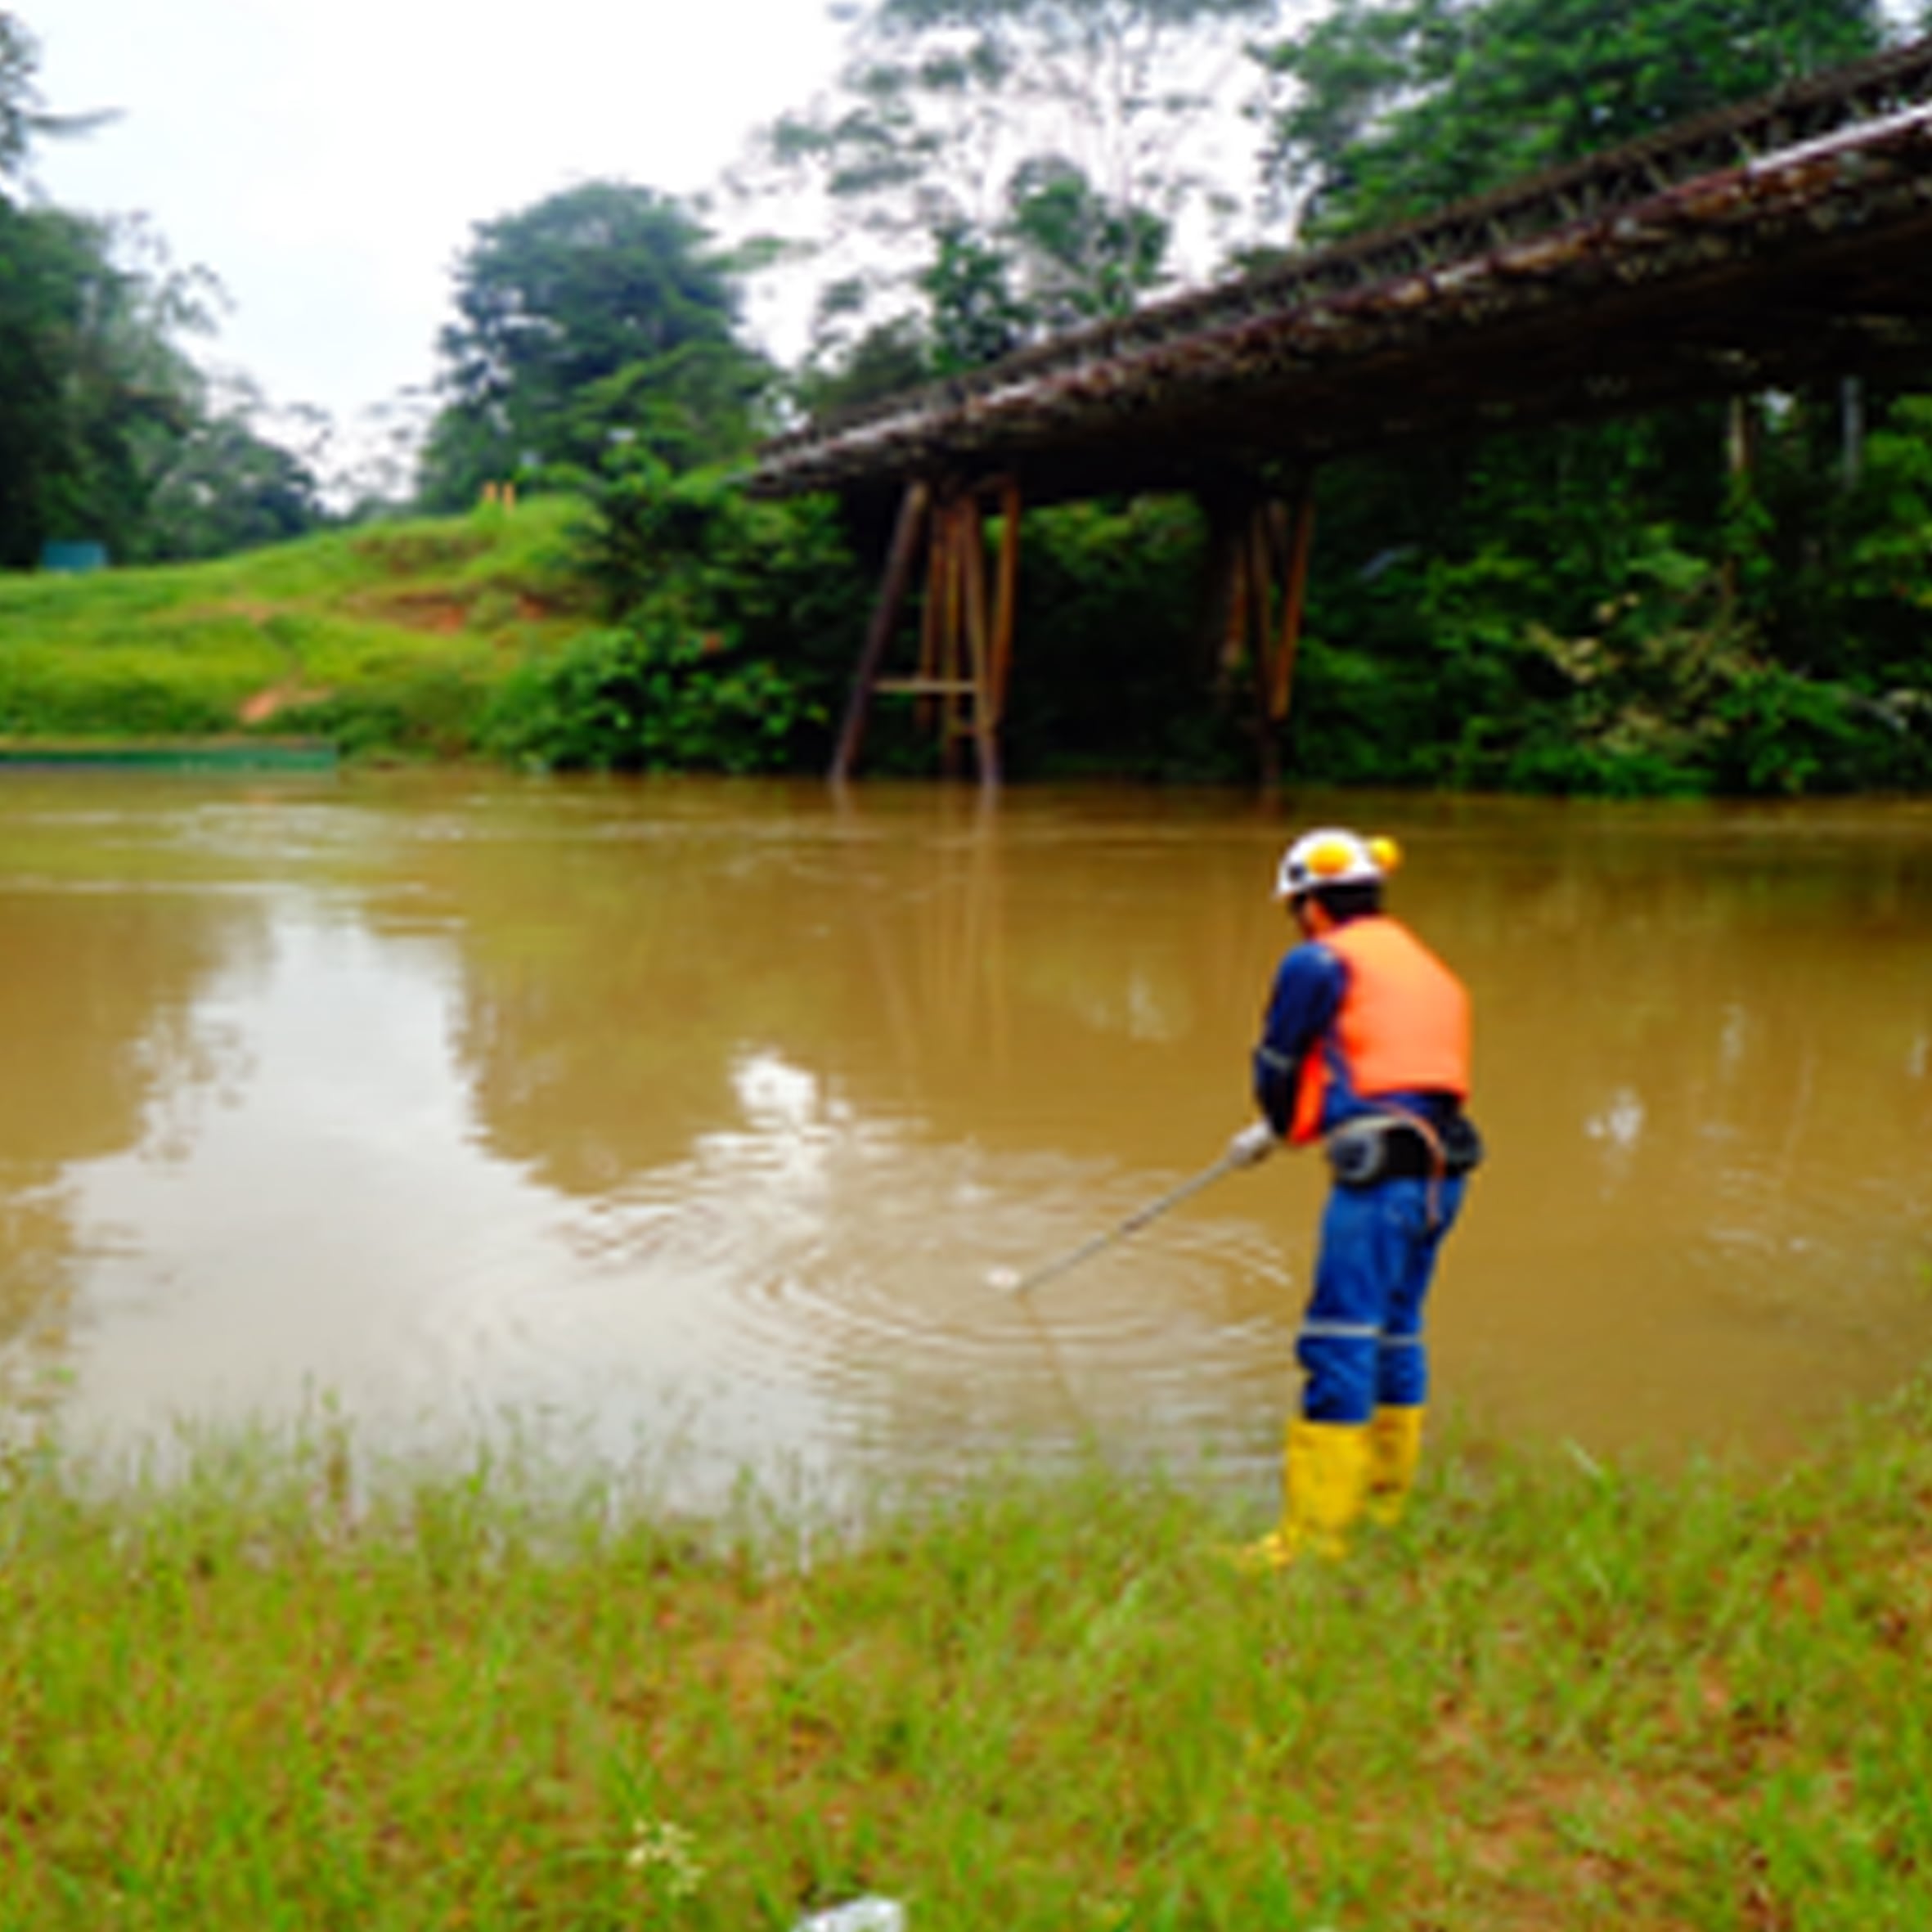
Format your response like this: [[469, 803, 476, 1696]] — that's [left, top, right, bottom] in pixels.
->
[[39, 540, 110, 573]]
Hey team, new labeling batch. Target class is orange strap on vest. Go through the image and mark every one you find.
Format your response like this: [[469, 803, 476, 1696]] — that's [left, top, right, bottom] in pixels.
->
[[1290, 917, 1471, 1144]]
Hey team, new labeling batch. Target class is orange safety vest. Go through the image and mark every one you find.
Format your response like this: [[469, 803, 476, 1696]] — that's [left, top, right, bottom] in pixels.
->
[[1289, 916, 1471, 1145]]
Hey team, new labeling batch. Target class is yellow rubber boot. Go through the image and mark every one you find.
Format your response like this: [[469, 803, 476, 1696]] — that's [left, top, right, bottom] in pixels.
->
[[1235, 1418, 1371, 1571], [1364, 1404, 1426, 1527]]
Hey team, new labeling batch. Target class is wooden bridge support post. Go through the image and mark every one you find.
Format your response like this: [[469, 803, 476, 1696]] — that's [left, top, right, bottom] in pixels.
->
[[915, 492, 948, 739], [1270, 490, 1317, 726], [1213, 483, 1316, 789], [832, 479, 932, 787], [1243, 509, 1281, 789], [829, 476, 1021, 788], [990, 477, 1021, 727], [936, 494, 967, 777], [955, 493, 1001, 786]]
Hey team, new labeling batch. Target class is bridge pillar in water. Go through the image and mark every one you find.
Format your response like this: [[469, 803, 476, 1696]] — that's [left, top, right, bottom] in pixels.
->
[[1204, 482, 1317, 789], [830, 475, 1021, 787]]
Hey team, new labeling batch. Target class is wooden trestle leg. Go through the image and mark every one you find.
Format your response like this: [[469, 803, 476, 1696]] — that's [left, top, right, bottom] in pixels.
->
[[830, 479, 931, 786], [1217, 485, 1316, 789], [829, 476, 1021, 787]]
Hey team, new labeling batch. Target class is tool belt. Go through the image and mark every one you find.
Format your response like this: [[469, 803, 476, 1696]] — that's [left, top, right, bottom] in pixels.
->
[[1324, 1108, 1485, 1188]]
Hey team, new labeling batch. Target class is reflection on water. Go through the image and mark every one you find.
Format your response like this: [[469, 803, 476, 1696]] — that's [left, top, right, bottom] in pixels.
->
[[0, 864, 250, 1431], [0, 772, 1927, 1506]]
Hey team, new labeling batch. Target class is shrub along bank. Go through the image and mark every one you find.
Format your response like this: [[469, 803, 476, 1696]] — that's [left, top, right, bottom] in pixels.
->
[[5, 1385, 1932, 1927]]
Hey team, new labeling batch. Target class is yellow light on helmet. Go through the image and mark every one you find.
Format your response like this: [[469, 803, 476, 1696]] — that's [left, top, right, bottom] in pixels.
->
[[1274, 826, 1399, 900]]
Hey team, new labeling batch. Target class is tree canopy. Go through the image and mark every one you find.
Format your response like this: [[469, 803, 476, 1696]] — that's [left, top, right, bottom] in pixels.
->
[[418, 182, 771, 510], [1263, 0, 1888, 237]]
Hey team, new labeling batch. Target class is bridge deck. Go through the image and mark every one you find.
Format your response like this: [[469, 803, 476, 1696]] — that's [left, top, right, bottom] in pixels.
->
[[749, 36, 1932, 506]]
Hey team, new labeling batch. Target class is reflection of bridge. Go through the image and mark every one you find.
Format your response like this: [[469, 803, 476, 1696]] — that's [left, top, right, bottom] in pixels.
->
[[746, 37, 1932, 784]]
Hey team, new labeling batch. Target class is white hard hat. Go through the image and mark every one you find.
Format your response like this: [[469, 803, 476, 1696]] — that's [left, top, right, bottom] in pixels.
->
[[1274, 827, 1401, 901]]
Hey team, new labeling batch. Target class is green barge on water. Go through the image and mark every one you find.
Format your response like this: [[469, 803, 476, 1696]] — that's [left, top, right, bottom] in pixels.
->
[[0, 737, 338, 773]]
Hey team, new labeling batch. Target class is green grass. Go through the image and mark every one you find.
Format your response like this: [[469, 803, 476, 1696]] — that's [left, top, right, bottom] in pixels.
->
[[0, 499, 600, 754], [6, 1387, 1932, 1930]]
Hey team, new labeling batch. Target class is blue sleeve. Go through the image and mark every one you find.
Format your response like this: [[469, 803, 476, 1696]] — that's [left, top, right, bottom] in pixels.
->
[[1251, 941, 1345, 1134]]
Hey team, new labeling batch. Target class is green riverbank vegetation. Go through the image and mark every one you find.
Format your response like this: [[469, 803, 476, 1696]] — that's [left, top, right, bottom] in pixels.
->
[[7, 433, 1932, 795], [8, 1387, 1932, 1928]]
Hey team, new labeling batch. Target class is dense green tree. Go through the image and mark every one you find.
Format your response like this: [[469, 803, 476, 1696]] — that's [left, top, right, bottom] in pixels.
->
[[139, 394, 324, 562], [1004, 155, 1168, 329], [0, 199, 69, 557], [1263, 0, 1887, 236], [918, 222, 1027, 372], [418, 181, 771, 510], [0, 204, 215, 567], [0, 17, 260, 567], [789, 313, 934, 416]]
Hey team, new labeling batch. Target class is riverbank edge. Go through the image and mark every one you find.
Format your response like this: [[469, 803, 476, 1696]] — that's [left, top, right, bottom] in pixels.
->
[[5, 1382, 1931, 1926]]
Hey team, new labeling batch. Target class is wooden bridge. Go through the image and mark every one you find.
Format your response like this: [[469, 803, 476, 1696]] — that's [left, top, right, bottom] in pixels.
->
[[744, 35, 1932, 783]]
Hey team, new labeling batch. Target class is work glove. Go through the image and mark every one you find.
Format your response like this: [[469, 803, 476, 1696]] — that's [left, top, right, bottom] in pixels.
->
[[1226, 1121, 1279, 1168]]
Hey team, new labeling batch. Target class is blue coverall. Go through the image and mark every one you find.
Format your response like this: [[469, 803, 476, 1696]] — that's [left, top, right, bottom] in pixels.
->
[[1251, 926, 1467, 1425]]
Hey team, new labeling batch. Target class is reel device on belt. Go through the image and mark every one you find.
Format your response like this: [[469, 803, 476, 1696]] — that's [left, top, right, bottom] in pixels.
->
[[1323, 1107, 1484, 1188]]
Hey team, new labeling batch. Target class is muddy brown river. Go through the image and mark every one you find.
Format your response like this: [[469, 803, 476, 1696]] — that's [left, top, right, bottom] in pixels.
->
[[2, 771, 1928, 1510]]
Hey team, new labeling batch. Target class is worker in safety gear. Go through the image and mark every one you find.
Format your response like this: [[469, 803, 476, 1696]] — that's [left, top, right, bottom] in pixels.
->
[[1227, 826, 1480, 1569]]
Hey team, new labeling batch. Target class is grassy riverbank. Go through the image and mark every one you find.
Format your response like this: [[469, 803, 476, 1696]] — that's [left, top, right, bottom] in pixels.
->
[[7, 1395, 1932, 1930], [0, 499, 595, 757]]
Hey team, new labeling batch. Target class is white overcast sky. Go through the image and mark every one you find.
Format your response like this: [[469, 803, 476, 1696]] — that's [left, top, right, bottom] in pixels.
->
[[27, 1, 848, 448]]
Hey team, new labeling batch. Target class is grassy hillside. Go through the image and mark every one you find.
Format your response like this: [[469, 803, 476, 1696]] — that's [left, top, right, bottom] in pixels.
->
[[0, 496, 599, 757]]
